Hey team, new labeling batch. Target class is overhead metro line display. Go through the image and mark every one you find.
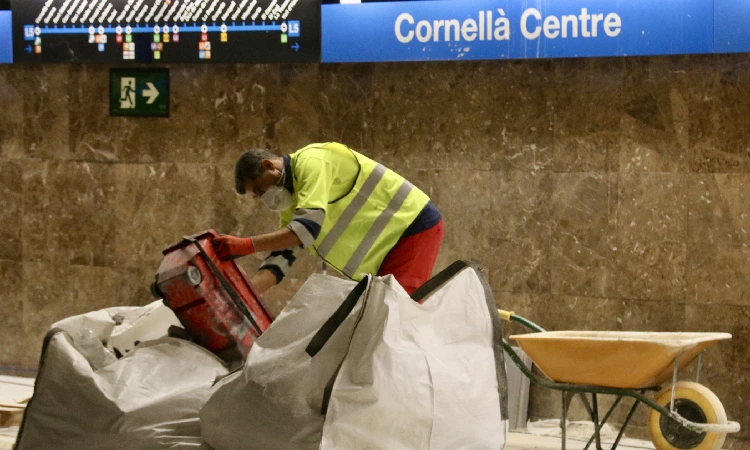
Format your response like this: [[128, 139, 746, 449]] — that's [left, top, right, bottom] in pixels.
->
[[12, 0, 320, 63]]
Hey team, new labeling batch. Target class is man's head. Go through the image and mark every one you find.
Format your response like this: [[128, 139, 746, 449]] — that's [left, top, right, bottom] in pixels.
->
[[234, 149, 284, 198]]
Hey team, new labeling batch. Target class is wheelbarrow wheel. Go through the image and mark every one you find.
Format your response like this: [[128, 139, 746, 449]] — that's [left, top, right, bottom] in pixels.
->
[[648, 381, 727, 450]]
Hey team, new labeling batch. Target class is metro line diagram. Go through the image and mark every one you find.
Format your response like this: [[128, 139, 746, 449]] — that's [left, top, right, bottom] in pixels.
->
[[13, 0, 318, 63], [29, 0, 299, 26]]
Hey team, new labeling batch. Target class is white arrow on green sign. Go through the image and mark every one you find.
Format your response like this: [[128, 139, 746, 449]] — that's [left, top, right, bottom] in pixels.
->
[[110, 69, 170, 117], [143, 82, 160, 105]]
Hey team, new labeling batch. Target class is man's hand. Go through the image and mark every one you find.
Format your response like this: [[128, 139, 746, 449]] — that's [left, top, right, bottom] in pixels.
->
[[213, 235, 256, 260]]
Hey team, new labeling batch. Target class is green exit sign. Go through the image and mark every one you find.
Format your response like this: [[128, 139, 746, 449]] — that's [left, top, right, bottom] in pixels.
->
[[110, 69, 170, 117]]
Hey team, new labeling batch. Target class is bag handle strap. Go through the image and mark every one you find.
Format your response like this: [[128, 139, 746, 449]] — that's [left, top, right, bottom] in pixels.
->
[[305, 276, 370, 357]]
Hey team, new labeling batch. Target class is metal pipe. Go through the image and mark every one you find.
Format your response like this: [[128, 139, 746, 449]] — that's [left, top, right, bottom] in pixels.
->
[[612, 399, 641, 450], [509, 314, 547, 333], [671, 353, 682, 413], [561, 391, 567, 450], [696, 352, 702, 383], [583, 396, 624, 450]]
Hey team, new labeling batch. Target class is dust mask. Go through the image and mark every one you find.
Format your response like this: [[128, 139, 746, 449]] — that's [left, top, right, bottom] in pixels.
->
[[261, 168, 294, 211]]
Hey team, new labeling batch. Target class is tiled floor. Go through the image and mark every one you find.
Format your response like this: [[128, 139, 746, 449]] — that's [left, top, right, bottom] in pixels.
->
[[1, 428, 656, 450], [506, 430, 654, 450], [0, 375, 660, 450]]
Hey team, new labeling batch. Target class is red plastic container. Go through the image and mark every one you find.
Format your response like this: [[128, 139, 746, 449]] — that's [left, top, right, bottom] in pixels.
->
[[152, 230, 273, 361]]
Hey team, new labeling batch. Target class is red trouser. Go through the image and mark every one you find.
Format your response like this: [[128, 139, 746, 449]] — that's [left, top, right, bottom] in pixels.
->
[[378, 220, 444, 295]]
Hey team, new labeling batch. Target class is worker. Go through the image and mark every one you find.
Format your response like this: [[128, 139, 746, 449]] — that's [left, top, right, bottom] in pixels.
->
[[214, 142, 444, 296]]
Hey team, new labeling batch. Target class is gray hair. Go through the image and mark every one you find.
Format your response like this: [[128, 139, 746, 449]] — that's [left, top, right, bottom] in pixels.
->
[[234, 149, 277, 194]]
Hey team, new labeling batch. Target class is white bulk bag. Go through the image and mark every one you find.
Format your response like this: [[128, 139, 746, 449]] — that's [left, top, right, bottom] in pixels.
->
[[201, 261, 508, 450], [15, 304, 227, 450]]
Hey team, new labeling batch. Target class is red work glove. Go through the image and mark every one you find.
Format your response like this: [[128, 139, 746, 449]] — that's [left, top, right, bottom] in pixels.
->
[[213, 235, 256, 260]]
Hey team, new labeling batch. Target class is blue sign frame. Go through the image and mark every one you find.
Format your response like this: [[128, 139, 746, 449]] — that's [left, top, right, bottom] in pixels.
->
[[0, 10, 12, 63], [714, 1, 750, 53], [322, 0, 728, 63]]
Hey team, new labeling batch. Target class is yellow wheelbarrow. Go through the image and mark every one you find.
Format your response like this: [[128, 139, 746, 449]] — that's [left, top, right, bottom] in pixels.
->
[[498, 309, 741, 450]]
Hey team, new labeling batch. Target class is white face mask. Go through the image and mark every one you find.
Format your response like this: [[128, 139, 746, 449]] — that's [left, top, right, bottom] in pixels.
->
[[261, 185, 294, 211]]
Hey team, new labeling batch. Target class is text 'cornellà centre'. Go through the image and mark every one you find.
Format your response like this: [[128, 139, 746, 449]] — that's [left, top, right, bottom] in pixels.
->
[[394, 8, 623, 43]]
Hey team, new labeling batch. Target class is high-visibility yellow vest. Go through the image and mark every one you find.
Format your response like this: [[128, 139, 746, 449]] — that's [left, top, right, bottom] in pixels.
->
[[289, 143, 429, 281]]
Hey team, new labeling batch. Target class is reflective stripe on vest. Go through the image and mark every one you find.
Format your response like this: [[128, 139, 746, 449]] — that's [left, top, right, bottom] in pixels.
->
[[316, 163, 415, 278], [316, 163, 385, 257], [343, 177, 414, 276]]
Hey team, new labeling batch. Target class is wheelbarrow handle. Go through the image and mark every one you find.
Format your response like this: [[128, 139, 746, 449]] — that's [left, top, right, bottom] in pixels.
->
[[497, 309, 515, 321], [497, 309, 547, 333]]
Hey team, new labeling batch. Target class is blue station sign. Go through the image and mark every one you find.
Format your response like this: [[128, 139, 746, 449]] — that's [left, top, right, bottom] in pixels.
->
[[0, 9, 11, 63], [322, 0, 744, 63]]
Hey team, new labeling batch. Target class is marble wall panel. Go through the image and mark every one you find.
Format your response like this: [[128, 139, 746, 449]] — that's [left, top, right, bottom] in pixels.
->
[[550, 58, 625, 173], [614, 173, 689, 243], [490, 170, 553, 240], [118, 265, 160, 308], [687, 174, 750, 306], [45, 161, 117, 267], [21, 160, 50, 263], [535, 295, 624, 332], [685, 303, 750, 381], [20, 160, 117, 266], [170, 65, 235, 163], [549, 173, 615, 298], [318, 64, 396, 167], [492, 291, 541, 328], [619, 119, 688, 173], [688, 174, 750, 248], [265, 64, 322, 154], [688, 243, 750, 306], [726, 438, 750, 449], [688, 55, 750, 173], [486, 237, 549, 295], [614, 240, 688, 302], [114, 163, 214, 270], [617, 56, 718, 174], [351, 62, 477, 170], [67, 65, 170, 163], [21, 262, 123, 366], [356, 61, 554, 172], [482, 60, 556, 173], [612, 173, 689, 301], [20, 66, 71, 160], [0, 68, 26, 159], [420, 169, 495, 270], [0, 261, 25, 366], [231, 64, 277, 160], [0, 161, 23, 261], [618, 298, 687, 333]]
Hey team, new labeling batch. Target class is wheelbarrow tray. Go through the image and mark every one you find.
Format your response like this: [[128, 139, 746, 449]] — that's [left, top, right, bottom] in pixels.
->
[[511, 331, 731, 389]]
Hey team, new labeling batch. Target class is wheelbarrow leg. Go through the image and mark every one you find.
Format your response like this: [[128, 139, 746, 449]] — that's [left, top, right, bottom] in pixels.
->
[[578, 392, 595, 418], [583, 394, 623, 450], [561, 391, 568, 450], [576, 393, 604, 450], [592, 394, 602, 450], [611, 396, 641, 450]]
